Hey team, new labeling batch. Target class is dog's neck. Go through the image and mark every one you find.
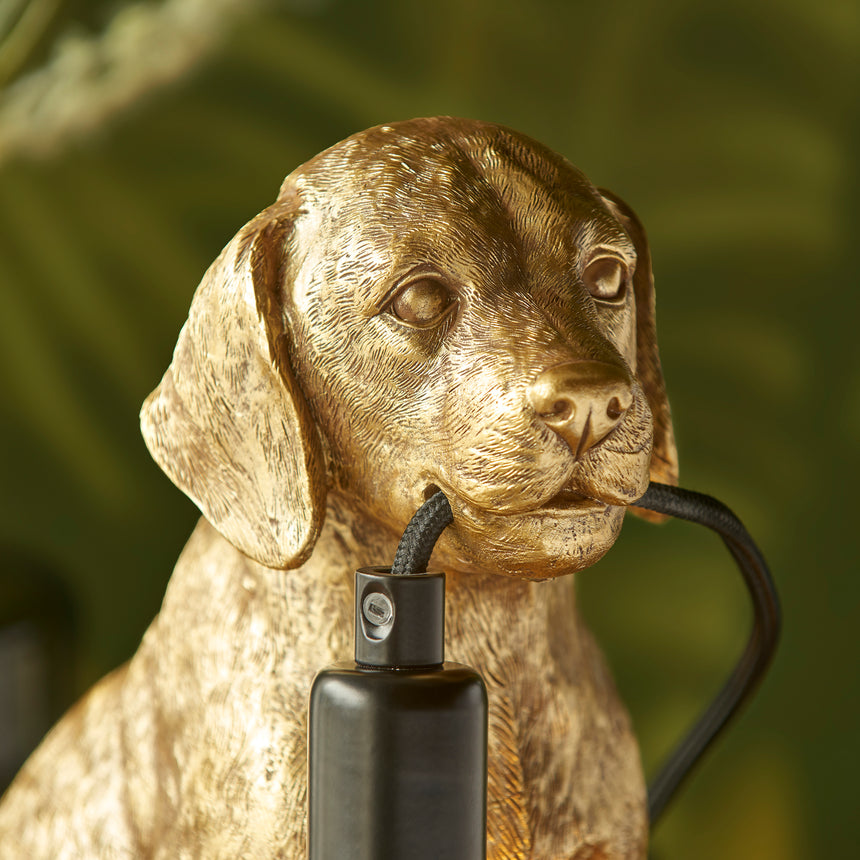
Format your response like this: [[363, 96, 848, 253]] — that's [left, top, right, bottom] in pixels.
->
[[169, 491, 584, 678], [297, 491, 582, 669]]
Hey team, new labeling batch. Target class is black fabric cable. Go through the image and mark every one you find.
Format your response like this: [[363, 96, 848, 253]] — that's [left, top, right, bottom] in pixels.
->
[[634, 481, 781, 824], [389, 483, 781, 829], [391, 491, 454, 575]]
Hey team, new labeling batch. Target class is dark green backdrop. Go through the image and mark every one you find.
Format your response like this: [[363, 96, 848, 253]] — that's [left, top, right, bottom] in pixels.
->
[[1, 1, 857, 856]]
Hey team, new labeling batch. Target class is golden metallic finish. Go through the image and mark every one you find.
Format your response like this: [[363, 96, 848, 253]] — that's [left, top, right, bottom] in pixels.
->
[[0, 118, 678, 858]]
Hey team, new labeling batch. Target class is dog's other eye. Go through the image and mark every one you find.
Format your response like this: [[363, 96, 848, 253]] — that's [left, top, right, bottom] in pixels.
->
[[389, 278, 456, 328], [583, 257, 628, 301]]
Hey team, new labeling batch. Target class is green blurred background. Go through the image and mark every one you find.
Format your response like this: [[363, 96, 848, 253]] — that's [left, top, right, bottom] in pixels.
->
[[0, 0, 857, 856]]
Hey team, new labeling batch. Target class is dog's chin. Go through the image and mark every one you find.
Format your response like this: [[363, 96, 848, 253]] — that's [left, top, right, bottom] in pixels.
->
[[432, 489, 627, 580]]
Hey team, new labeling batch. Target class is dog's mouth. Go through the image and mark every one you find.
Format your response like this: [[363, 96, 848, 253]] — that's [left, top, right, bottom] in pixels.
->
[[423, 482, 612, 518], [541, 487, 612, 513], [418, 478, 626, 579]]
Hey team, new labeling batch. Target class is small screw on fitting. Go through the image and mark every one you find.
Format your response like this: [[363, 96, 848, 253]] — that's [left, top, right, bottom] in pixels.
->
[[362, 592, 394, 627]]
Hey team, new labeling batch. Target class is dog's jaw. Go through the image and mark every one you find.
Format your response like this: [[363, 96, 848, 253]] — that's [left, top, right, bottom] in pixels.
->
[[436, 494, 626, 580]]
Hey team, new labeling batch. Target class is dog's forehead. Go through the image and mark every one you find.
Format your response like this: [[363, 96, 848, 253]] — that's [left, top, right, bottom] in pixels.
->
[[290, 120, 626, 252]]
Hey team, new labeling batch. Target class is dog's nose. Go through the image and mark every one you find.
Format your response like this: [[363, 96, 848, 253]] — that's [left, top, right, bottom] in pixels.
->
[[528, 361, 634, 458]]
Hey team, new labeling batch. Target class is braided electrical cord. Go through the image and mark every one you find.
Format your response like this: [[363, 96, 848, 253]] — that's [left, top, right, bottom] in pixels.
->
[[391, 491, 454, 575], [635, 482, 781, 824]]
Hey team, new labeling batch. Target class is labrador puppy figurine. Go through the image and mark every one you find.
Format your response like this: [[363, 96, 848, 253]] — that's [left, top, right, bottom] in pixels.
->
[[0, 117, 677, 858]]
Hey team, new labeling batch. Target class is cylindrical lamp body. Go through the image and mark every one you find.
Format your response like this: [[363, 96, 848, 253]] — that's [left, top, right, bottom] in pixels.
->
[[308, 662, 487, 860]]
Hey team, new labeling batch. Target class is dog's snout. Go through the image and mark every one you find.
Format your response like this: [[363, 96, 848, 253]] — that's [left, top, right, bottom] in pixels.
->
[[528, 361, 634, 459]]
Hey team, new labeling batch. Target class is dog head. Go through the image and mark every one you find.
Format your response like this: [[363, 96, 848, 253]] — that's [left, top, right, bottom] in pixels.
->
[[141, 118, 677, 580]]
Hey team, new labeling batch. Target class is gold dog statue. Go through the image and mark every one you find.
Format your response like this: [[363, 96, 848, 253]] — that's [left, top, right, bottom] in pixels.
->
[[0, 117, 677, 858]]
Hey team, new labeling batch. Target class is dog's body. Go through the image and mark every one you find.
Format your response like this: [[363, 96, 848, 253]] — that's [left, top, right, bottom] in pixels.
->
[[0, 118, 677, 858]]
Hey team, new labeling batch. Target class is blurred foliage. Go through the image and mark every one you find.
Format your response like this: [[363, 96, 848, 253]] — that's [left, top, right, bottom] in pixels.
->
[[0, 0, 857, 856]]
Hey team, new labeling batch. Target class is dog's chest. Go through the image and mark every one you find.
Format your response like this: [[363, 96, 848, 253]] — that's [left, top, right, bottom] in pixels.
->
[[442, 576, 647, 858]]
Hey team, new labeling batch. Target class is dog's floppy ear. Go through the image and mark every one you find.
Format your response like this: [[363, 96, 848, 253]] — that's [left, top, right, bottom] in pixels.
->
[[140, 201, 326, 569], [600, 189, 679, 496]]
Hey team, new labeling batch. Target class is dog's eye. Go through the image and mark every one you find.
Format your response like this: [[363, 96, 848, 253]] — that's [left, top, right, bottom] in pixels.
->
[[583, 257, 628, 301], [388, 278, 456, 327]]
